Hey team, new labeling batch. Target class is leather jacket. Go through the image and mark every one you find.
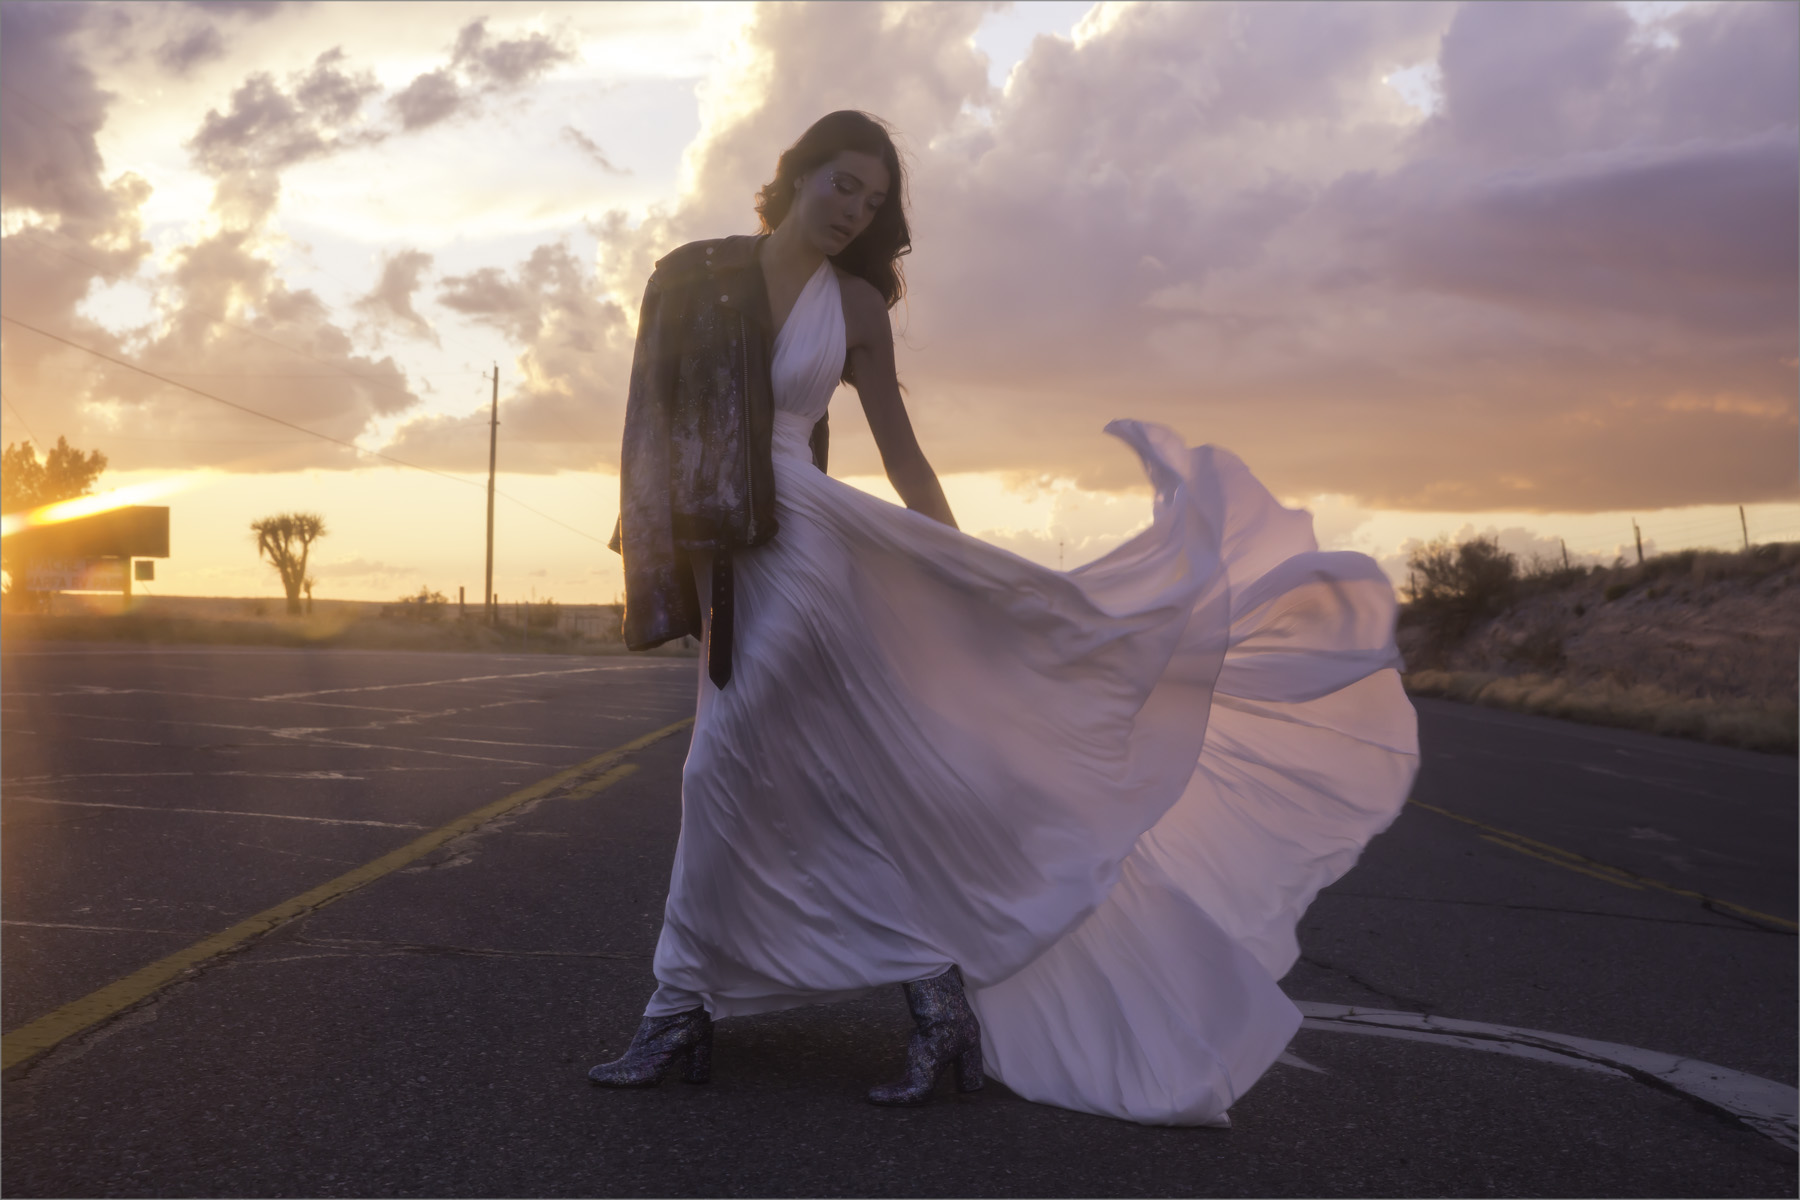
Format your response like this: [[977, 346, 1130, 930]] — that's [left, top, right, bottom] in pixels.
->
[[610, 233, 829, 681]]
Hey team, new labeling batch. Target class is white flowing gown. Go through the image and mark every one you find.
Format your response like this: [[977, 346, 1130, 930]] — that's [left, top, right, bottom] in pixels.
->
[[647, 259, 1420, 1126]]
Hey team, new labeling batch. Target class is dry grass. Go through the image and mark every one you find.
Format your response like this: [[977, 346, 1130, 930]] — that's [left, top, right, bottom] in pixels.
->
[[1405, 668, 1798, 755], [0, 607, 698, 658], [1396, 540, 1798, 754]]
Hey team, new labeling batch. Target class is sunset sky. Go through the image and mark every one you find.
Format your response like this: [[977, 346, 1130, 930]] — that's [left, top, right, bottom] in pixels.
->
[[2, 0, 1795, 606]]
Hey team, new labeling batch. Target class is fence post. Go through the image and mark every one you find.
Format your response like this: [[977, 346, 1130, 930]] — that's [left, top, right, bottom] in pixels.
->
[[1632, 519, 1644, 565], [1740, 505, 1750, 550], [1561, 538, 1569, 570]]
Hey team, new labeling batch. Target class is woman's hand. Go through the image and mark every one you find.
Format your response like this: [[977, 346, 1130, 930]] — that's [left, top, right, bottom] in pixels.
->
[[840, 274, 959, 530]]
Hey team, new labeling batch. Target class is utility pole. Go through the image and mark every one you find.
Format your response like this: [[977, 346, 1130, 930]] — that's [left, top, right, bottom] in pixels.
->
[[1632, 518, 1644, 566], [1739, 504, 1750, 551], [484, 363, 499, 626]]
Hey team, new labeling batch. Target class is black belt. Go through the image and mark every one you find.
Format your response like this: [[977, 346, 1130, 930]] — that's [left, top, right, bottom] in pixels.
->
[[707, 548, 734, 689]]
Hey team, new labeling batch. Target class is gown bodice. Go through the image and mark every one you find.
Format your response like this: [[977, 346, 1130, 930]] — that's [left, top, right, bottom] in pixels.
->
[[770, 259, 845, 462]]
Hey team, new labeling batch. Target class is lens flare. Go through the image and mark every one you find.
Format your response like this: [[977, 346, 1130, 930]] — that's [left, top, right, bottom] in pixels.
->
[[0, 478, 190, 539]]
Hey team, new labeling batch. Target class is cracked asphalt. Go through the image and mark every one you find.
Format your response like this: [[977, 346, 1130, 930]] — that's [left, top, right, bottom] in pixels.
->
[[2, 644, 1794, 1197]]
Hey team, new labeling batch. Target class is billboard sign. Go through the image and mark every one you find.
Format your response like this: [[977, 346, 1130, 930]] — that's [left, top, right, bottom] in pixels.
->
[[26, 558, 128, 594], [3, 506, 170, 560]]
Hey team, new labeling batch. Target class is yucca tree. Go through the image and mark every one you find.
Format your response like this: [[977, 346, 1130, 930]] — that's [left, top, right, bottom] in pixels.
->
[[251, 513, 327, 616]]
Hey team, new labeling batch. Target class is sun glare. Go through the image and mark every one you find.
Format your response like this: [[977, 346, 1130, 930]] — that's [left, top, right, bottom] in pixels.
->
[[0, 477, 194, 539]]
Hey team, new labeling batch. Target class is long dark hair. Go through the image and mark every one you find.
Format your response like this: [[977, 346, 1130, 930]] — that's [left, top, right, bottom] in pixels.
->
[[755, 110, 909, 310]]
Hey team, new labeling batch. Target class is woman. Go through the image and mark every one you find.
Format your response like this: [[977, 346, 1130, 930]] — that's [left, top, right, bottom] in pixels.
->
[[593, 110, 1418, 1125]]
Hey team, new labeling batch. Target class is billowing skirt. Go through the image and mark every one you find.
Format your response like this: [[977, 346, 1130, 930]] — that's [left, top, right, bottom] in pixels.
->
[[650, 420, 1419, 1124]]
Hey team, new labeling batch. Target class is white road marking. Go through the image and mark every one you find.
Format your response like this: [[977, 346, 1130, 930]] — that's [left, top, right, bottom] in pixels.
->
[[256, 666, 631, 701], [426, 737, 597, 750], [2, 920, 204, 936], [225, 771, 366, 780], [4, 770, 365, 784], [1275, 1051, 1327, 1075], [1297, 1002, 1798, 1151], [4, 796, 426, 830], [0, 730, 166, 746], [14, 713, 561, 767], [274, 733, 551, 766], [6, 772, 203, 783]]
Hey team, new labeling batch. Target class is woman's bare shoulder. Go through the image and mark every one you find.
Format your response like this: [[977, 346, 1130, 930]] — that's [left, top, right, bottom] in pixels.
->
[[834, 267, 889, 346]]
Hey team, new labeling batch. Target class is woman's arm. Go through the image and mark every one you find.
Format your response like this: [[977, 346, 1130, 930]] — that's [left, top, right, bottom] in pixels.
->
[[841, 276, 958, 529]]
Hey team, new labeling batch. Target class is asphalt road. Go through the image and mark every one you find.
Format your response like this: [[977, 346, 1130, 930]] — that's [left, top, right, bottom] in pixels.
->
[[2, 644, 1794, 1197]]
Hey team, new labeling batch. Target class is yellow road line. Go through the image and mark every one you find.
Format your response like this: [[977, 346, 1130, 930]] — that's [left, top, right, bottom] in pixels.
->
[[1411, 798, 1798, 932], [1479, 834, 1644, 890], [1, 717, 694, 1071]]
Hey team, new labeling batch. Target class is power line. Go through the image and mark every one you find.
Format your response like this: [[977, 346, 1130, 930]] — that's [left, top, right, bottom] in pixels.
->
[[7, 230, 611, 543], [7, 230, 478, 406], [1, 393, 43, 447], [0, 313, 607, 546]]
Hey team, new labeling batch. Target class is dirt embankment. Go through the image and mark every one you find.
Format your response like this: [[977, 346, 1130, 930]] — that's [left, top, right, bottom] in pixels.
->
[[1398, 545, 1799, 753]]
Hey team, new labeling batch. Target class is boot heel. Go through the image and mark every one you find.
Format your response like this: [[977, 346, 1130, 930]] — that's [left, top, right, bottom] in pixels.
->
[[868, 965, 983, 1107], [955, 1044, 984, 1092], [589, 1007, 713, 1088], [683, 1024, 713, 1084]]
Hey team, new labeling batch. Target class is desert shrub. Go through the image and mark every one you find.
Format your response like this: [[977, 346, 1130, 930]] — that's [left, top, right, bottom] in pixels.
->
[[1504, 627, 1567, 670], [527, 599, 561, 629], [1588, 542, 1800, 599], [388, 587, 449, 621], [1404, 534, 1518, 646], [1518, 553, 1589, 595]]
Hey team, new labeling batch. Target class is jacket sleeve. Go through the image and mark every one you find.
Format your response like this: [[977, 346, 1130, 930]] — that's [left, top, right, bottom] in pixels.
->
[[616, 271, 702, 649]]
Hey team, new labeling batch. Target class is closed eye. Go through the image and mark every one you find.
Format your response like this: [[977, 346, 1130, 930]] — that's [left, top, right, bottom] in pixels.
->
[[833, 171, 886, 208]]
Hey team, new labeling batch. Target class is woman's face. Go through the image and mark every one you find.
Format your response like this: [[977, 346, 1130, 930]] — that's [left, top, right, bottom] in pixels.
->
[[789, 150, 890, 255]]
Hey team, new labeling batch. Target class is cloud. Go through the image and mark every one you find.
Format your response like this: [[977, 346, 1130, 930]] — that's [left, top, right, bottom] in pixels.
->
[[355, 249, 439, 346], [387, 17, 576, 133], [390, 69, 462, 132], [561, 125, 629, 174], [1, 2, 154, 426], [186, 48, 382, 174], [779, 0, 1794, 512], [381, 242, 632, 472], [595, 1, 995, 300], [379, 2, 996, 477], [156, 24, 226, 76], [451, 17, 574, 89], [1330, 132, 1798, 336], [8, 0, 1794, 513], [0, 3, 146, 243], [0, 5, 424, 477]]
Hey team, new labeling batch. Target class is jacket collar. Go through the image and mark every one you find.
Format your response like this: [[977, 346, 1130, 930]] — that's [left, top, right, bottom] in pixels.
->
[[709, 234, 773, 335], [706, 233, 767, 273]]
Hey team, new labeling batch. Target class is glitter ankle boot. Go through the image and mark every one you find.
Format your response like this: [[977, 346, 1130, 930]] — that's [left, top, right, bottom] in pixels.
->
[[587, 1007, 713, 1087], [868, 965, 984, 1105]]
